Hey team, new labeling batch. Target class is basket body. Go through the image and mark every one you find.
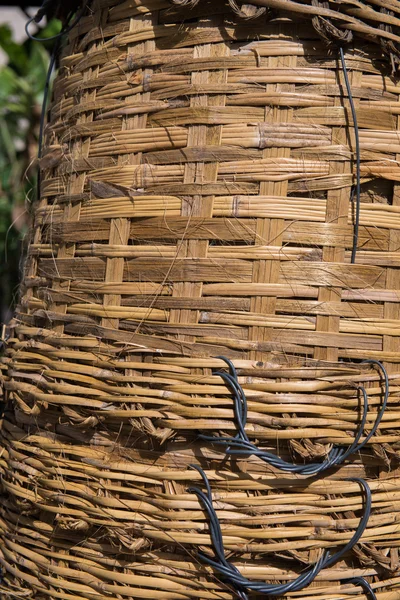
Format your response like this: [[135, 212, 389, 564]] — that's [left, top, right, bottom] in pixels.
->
[[2, 0, 400, 598]]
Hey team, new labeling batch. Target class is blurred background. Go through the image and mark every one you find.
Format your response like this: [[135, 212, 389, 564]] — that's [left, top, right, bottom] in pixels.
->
[[0, 3, 60, 324]]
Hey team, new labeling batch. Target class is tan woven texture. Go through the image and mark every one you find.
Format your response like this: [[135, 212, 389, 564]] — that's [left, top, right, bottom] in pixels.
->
[[3, 0, 400, 598]]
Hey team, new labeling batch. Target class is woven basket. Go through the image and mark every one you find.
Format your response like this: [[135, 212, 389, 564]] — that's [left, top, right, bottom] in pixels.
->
[[2, 0, 400, 598]]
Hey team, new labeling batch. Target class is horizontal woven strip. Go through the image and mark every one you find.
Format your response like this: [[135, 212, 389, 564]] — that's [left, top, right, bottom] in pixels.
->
[[2, 0, 400, 598]]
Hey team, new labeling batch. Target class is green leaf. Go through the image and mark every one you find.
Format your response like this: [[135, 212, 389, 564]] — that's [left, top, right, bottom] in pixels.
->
[[0, 25, 28, 73], [0, 66, 18, 101], [37, 18, 62, 41], [27, 43, 50, 97], [0, 118, 16, 163], [0, 103, 28, 116]]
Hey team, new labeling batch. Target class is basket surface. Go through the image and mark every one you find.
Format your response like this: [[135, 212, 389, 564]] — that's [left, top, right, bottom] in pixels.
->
[[2, 0, 400, 598]]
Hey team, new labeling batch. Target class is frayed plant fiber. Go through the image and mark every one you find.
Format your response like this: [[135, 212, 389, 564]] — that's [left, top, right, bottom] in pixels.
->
[[3, 0, 400, 598]]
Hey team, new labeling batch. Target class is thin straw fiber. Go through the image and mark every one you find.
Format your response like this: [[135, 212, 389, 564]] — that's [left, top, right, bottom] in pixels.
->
[[2, 0, 400, 598]]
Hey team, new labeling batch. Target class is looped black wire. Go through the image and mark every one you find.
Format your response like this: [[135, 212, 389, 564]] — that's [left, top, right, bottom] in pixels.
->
[[199, 357, 388, 476], [188, 465, 375, 599], [25, 0, 90, 42], [339, 47, 361, 264], [346, 576, 377, 600]]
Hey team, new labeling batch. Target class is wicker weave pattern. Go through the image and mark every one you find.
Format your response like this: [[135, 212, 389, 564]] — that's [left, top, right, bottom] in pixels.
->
[[227, 0, 400, 64], [2, 0, 400, 598]]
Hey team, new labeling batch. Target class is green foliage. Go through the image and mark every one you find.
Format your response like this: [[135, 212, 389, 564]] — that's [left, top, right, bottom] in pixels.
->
[[0, 24, 28, 73], [0, 19, 59, 317]]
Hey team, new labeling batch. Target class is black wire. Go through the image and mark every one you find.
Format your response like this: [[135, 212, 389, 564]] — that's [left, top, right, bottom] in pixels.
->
[[199, 357, 388, 476], [339, 47, 361, 264], [32, 37, 60, 209], [359, 359, 389, 446], [188, 466, 373, 599], [25, 0, 90, 43], [347, 576, 377, 600]]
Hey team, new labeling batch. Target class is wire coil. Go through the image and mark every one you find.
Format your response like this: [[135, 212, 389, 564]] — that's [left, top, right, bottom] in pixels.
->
[[188, 465, 376, 599], [200, 357, 389, 476], [25, 0, 89, 43]]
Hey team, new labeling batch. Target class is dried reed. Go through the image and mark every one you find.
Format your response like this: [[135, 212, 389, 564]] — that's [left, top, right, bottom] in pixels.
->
[[2, 0, 400, 598]]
